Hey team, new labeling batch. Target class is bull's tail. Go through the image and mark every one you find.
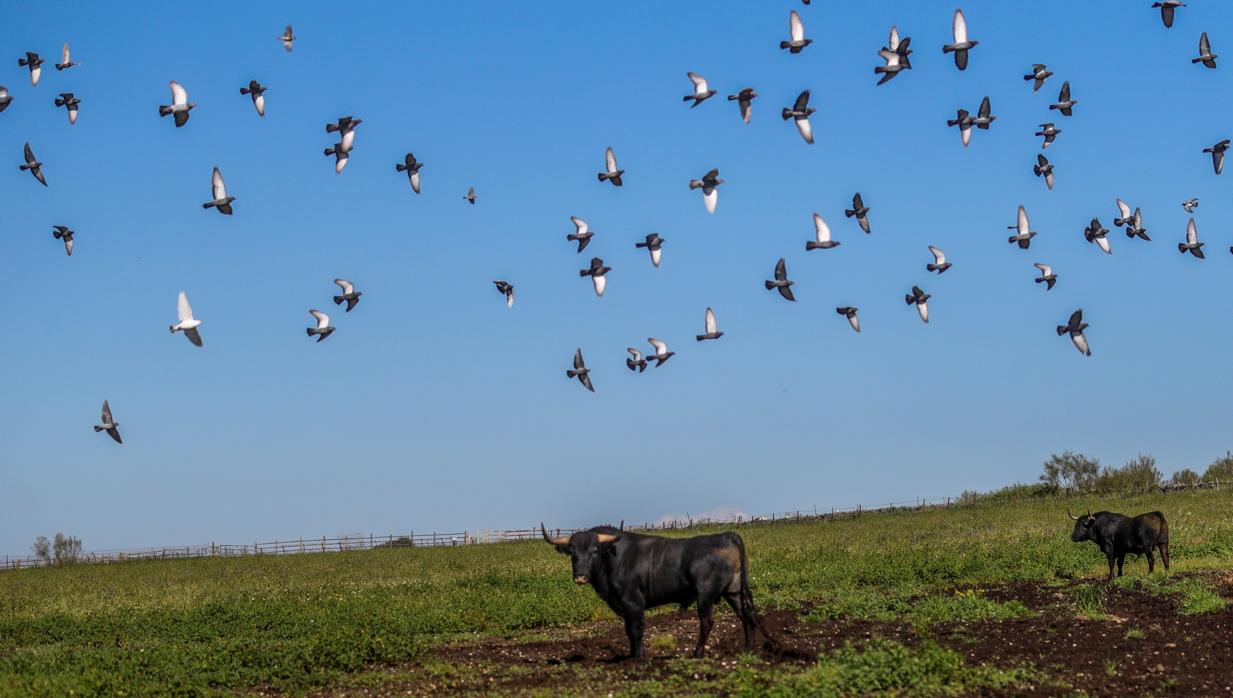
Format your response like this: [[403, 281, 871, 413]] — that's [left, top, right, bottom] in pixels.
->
[[733, 534, 780, 651]]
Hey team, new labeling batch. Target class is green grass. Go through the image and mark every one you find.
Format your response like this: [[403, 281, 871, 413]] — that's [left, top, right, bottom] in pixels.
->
[[1, 488, 1231, 696]]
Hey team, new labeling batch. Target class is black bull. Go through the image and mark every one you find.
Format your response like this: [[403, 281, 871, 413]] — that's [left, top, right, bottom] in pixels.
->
[[1068, 509, 1170, 580], [541, 524, 772, 658]]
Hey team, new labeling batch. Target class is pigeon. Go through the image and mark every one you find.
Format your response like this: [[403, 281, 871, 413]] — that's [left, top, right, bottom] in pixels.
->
[[54, 92, 80, 124], [927, 246, 951, 273], [875, 25, 913, 85], [1008, 205, 1036, 249], [1114, 199, 1134, 228], [201, 167, 235, 215], [1153, 1, 1185, 28], [836, 306, 861, 333], [765, 258, 796, 301], [1033, 263, 1057, 290], [0, 86, 11, 114], [51, 225, 74, 256], [905, 286, 930, 324], [1034, 154, 1055, 190], [635, 233, 665, 267], [567, 216, 594, 252], [781, 89, 815, 144], [579, 257, 611, 297], [306, 309, 334, 342], [463, 186, 477, 205], [946, 108, 974, 147], [20, 142, 46, 186], [942, 8, 978, 70], [239, 80, 267, 117], [971, 96, 996, 130], [1203, 139, 1228, 175], [1125, 207, 1150, 241], [1057, 309, 1091, 356], [326, 116, 362, 152], [158, 81, 196, 128], [780, 10, 812, 53], [683, 72, 717, 107], [333, 279, 362, 311], [1179, 218, 1206, 258], [598, 147, 624, 186], [626, 347, 648, 373], [169, 291, 203, 347], [845, 192, 871, 234], [806, 213, 839, 250], [395, 153, 423, 191], [727, 87, 757, 123], [94, 400, 122, 444], [17, 51, 43, 86], [567, 349, 594, 391], [493, 280, 515, 309], [688, 168, 724, 214], [646, 338, 675, 367], [279, 25, 296, 52], [325, 142, 351, 173], [1084, 218, 1112, 254], [1024, 63, 1053, 92], [886, 25, 914, 69], [55, 43, 77, 70], [696, 307, 723, 341], [1049, 81, 1078, 116], [1036, 123, 1061, 148], [1194, 32, 1217, 68], [1182, 198, 1199, 213]]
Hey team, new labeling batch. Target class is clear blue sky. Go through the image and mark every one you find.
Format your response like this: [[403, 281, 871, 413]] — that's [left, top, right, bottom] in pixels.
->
[[3, 1, 1231, 554]]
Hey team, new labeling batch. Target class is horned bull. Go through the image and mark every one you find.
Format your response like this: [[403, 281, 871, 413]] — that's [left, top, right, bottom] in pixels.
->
[[1068, 509, 1170, 580]]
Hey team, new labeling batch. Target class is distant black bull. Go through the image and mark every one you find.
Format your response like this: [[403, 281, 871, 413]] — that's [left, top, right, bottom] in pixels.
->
[[541, 523, 772, 659], [1068, 509, 1170, 580]]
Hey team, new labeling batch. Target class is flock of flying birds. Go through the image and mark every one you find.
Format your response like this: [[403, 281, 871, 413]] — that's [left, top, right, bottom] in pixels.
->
[[4, 5, 1229, 437]]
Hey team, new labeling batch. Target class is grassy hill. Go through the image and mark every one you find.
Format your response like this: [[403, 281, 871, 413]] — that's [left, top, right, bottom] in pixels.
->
[[2, 488, 1231, 696]]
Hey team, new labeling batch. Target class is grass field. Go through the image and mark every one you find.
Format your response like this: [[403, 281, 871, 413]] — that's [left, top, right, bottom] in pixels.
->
[[2, 488, 1232, 696]]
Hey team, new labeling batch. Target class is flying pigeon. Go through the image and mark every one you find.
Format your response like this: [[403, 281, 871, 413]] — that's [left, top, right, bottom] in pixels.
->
[[946, 108, 973, 147], [1125, 207, 1150, 240], [395, 153, 423, 191], [927, 246, 951, 273], [598, 147, 624, 186], [306, 309, 334, 342], [51, 225, 74, 256], [683, 72, 716, 107], [647, 338, 675, 367], [1194, 32, 1217, 68], [0, 86, 11, 114], [326, 116, 362, 152], [201, 167, 235, 215], [1114, 199, 1133, 228], [806, 213, 839, 250], [579, 257, 611, 297], [20, 142, 46, 186], [1203, 139, 1228, 174], [169, 291, 203, 347], [635, 233, 665, 267], [1036, 123, 1061, 148], [54, 92, 80, 124], [780, 10, 812, 53], [1033, 263, 1057, 290], [1084, 218, 1112, 254], [94, 400, 122, 444], [942, 8, 978, 70], [1049, 81, 1078, 116], [493, 280, 515, 309], [279, 25, 296, 52], [55, 43, 78, 70], [836, 306, 861, 333], [1182, 198, 1199, 212], [333, 279, 362, 311], [765, 258, 796, 301], [463, 186, 477, 204], [567, 216, 594, 252], [971, 96, 996, 130], [688, 168, 723, 214], [325, 142, 350, 173], [159, 81, 195, 127], [905, 286, 930, 324], [696, 307, 723, 341], [1057, 309, 1091, 356], [1034, 154, 1055, 190], [1153, 1, 1184, 28], [845, 192, 871, 233], [1179, 218, 1206, 258], [567, 348, 594, 391], [239, 80, 267, 117], [17, 51, 43, 86], [727, 87, 757, 123], [1008, 205, 1036, 249], [1024, 64, 1052, 92], [781, 89, 815, 144], [875, 25, 913, 85], [626, 347, 648, 373]]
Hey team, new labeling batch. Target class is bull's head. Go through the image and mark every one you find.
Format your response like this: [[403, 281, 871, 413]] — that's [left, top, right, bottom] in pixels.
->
[[1067, 509, 1097, 542], [541, 523, 620, 585]]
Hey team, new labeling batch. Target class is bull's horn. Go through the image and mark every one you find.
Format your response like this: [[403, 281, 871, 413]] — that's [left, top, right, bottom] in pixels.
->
[[596, 533, 619, 544], [540, 523, 570, 546], [1067, 509, 1079, 521]]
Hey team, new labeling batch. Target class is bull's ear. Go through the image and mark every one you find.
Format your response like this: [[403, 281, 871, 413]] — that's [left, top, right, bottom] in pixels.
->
[[553, 543, 570, 555]]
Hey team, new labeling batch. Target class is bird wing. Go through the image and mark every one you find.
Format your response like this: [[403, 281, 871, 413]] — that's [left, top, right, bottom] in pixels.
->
[[848, 313, 861, 333], [101, 400, 113, 423], [1034, 263, 1052, 276], [929, 245, 946, 264], [978, 96, 991, 119], [793, 89, 810, 111], [1058, 81, 1070, 102], [648, 338, 668, 355], [1096, 236, 1111, 254], [789, 10, 804, 42], [888, 25, 900, 50], [23, 142, 35, 164], [170, 81, 188, 106], [852, 192, 864, 209], [61, 43, 70, 65], [334, 278, 355, 294], [795, 115, 814, 144], [1032, 63, 1046, 72], [605, 147, 617, 173], [1073, 333, 1090, 356], [177, 291, 194, 322], [1037, 154, 1048, 167], [570, 216, 588, 235], [739, 97, 752, 123], [917, 302, 929, 324], [774, 258, 788, 281], [879, 49, 901, 67], [813, 213, 831, 242], [592, 273, 606, 296], [184, 327, 203, 347], [211, 167, 227, 200], [702, 186, 718, 214], [627, 347, 642, 361], [1187, 218, 1198, 244], [310, 309, 330, 328], [687, 72, 709, 94], [1116, 199, 1131, 219], [705, 307, 717, 334], [1017, 205, 1029, 235], [1201, 32, 1211, 55], [573, 348, 585, 370], [952, 9, 968, 43], [1068, 309, 1083, 329]]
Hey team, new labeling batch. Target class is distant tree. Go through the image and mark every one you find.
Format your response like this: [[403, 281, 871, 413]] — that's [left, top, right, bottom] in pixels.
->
[[1040, 451, 1100, 491], [1203, 452, 1233, 483], [52, 533, 82, 564], [1170, 468, 1201, 488], [30, 536, 50, 563], [1094, 454, 1162, 495]]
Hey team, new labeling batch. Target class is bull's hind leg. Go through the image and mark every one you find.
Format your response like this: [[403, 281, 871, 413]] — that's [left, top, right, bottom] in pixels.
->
[[1116, 554, 1126, 577], [1160, 542, 1171, 570], [724, 593, 754, 650], [694, 599, 715, 658]]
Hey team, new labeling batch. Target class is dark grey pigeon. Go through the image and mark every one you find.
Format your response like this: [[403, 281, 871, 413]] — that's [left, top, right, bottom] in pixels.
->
[[239, 80, 267, 117], [279, 25, 296, 52], [1024, 63, 1053, 92], [688, 168, 723, 214], [1033, 263, 1057, 290], [54, 92, 80, 124], [947, 108, 974, 147], [845, 192, 871, 233], [634, 233, 665, 267], [1036, 123, 1061, 148], [836, 306, 861, 333], [598, 147, 624, 185], [765, 258, 796, 301], [567, 216, 594, 252], [696, 307, 723, 341], [905, 286, 930, 324], [55, 43, 78, 71], [1153, 1, 1184, 28], [1203, 139, 1228, 174], [1007, 205, 1035, 249], [1194, 32, 1217, 68], [17, 51, 44, 86], [875, 25, 912, 85], [395, 153, 423, 192], [1034, 154, 1055, 189], [1125, 207, 1150, 240], [324, 141, 351, 173], [201, 167, 235, 215], [0, 85, 11, 114], [158, 81, 195, 127], [567, 348, 594, 391], [1182, 198, 1199, 212], [781, 89, 815, 144], [806, 213, 839, 250], [942, 9, 978, 70], [52, 225, 74, 256], [646, 338, 675, 367], [20, 142, 46, 186], [307, 309, 334, 342], [463, 186, 476, 204], [493, 280, 515, 309], [1049, 81, 1077, 116], [1057, 309, 1091, 356], [94, 400, 122, 444], [325, 116, 362, 149], [727, 87, 757, 124], [579, 257, 611, 297], [683, 72, 716, 107], [780, 10, 812, 53], [1084, 218, 1112, 254], [927, 246, 951, 273], [972, 96, 996, 129], [332, 279, 362, 312], [1179, 218, 1206, 258], [626, 347, 648, 373]]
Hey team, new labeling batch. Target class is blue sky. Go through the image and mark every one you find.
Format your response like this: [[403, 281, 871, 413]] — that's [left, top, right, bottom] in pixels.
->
[[2, 1, 1232, 554]]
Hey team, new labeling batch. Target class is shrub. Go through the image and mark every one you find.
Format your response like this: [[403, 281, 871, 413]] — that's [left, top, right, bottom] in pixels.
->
[[1094, 454, 1161, 495], [1040, 452, 1100, 491], [1169, 469, 1201, 488], [1204, 452, 1233, 483]]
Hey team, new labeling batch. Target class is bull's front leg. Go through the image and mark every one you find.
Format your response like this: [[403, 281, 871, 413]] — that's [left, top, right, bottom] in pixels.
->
[[623, 610, 646, 659], [1146, 548, 1156, 573], [694, 599, 715, 658], [1116, 554, 1125, 577], [1106, 554, 1116, 581]]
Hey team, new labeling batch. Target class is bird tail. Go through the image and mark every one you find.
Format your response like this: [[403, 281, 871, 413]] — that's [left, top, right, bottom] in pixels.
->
[[597, 172, 609, 182], [779, 41, 791, 49], [169, 325, 177, 333], [395, 163, 406, 172], [202, 202, 216, 209], [93, 425, 103, 432], [1056, 326, 1068, 336], [54, 97, 65, 107], [158, 105, 171, 115], [566, 370, 578, 378], [18, 58, 28, 66], [696, 335, 706, 342], [1178, 243, 1187, 253], [927, 264, 938, 272], [688, 179, 702, 190], [306, 328, 316, 337], [578, 269, 591, 277], [240, 87, 250, 95], [333, 295, 344, 305], [805, 242, 823, 251], [905, 295, 916, 305], [324, 146, 337, 155], [942, 44, 954, 53], [326, 123, 339, 133], [764, 281, 776, 290], [781, 108, 792, 121], [1033, 165, 1043, 176], [844, 209, 856, 218]]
